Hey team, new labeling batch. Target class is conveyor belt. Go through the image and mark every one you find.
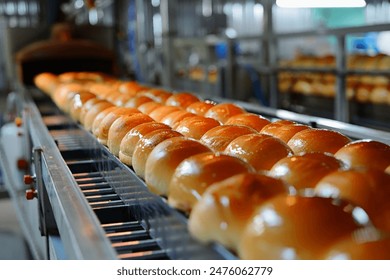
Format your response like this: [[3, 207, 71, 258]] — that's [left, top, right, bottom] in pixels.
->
[[31, 90, 231, 260]]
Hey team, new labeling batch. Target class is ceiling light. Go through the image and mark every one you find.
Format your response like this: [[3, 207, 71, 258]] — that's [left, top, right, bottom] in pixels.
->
[[276, 0, 366, 8]]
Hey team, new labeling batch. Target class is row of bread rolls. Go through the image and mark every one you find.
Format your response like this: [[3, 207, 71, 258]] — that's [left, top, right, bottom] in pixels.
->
[[278, 54, 390, 105], [176, 66, 218, 84], [34, 71, 390, 259]]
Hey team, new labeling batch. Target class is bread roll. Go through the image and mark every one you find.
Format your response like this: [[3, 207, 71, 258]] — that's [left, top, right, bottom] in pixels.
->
[[188, 172, 288, 250], [225, 113, 271, 132], [224, 134, 293, 171], [119, 81, 148, 97], [105, 90, 131, 107], [68, 90, 96, 122], [165, 92, 200, 108], [204, 103, 246, 124], [315, 168, 390, 232], [107, 113, 154, 156], [160, 110, 195, 128], [57, 72, 79, 83], [238, 195, 361, 260], [370, 86, 389, 104], [139, 88, 172, 103], [88, 83, 117, 99], [355, 84, 373, 103], [149, 105, 181, 122], [334, 140, 390, 172], [287, 128, 351, 154], [269, 152, 344, 190], [124, 95, 154, 108], [145, 137, 211, 196], [34, 72, 59, 96], [94, 107, 140, 145], [58, 71, 110, 83], [119, 122, 171, 166], [137, 101, 161, 115], [168, 152, 254, 213], [52, 83, 85, 112], [83, 101, 115, 132], [79, 98, 103, 125], [321, 228, 390, 260], [186, 101, 216, 116], [132, 129, 182, 178], [174, 116, 220, 140], [200, 125, 257, 152], [261, 120, 311, 143]]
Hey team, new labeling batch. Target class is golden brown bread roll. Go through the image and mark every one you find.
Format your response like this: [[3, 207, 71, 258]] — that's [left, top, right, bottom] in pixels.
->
[[334, 140, 390, 172], [269, 152, 344, 190], [204, 103, 246, 124], [104, 90, 131, 107], [321, 228, 390, 260], [261, 120, 311, 143], [165, 92, 200, 108], [186, 101, 216, 116], [118, 81, 148, 97], [314, 168, 390, 232], [287, 128, 351, 154], [119, 122, 171, 166], [370, 86, 389, 104], [137, 101, 161, 115], [355, 84, 373, 103], [139, 88, 172, 103], [160, 110, 195, 128], [52, 83, 85, 112], [149, 105, 181, 122], [238, 195, 361, 260], [88, 83, 118, 99], [132, 129, 182, 178], [225, 113, 271, 132], [58, 71, 111, 83], [168, 152, 254, 213], [83, 101, 115, 132], [188, 172, 288, 251], [124, 95, 154, 108], [224, 134, 293, 171], [34, 72, 59, 96], [144, 137, 211, 196], [200, 125, 257, 152], [94, 107, 140, 145], [79, 98, 103, 125], [68, 90, 96, 122], [173, 116, 220, 140], [107, 113, 154, 156]]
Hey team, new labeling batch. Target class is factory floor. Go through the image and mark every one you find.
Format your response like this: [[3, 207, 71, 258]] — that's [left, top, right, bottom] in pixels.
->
[[0, 194, 32, 259]]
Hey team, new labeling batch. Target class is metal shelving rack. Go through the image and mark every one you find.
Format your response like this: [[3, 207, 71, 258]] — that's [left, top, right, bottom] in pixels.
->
[[153, 0, 390, 129]]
